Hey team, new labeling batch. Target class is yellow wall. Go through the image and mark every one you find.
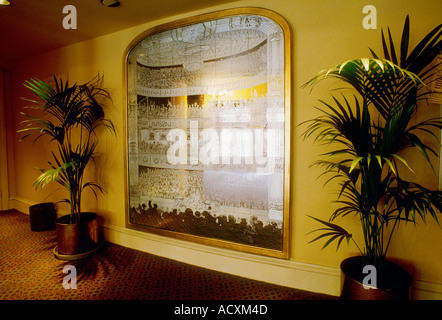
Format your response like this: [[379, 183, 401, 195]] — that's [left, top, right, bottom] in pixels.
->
[[6, 0, 442, 298]]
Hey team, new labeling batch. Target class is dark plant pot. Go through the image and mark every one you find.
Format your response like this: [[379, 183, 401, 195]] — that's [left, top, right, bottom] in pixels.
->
[[29, 202, 56, 231], [55, 212, 101, 257], [340, 256, 412, 300]]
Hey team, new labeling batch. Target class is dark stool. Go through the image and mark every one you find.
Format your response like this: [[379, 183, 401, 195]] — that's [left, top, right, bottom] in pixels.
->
[[29, 202, 56, 231]]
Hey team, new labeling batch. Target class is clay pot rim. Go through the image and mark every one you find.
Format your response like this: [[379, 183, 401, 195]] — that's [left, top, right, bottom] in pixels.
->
[[341, 256, 413, 290], [55, 212, 98, 225]]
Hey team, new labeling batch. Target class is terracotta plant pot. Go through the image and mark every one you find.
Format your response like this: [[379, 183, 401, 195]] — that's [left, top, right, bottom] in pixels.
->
[[55, 212, 101, 258], [340, 256, 412, 300]]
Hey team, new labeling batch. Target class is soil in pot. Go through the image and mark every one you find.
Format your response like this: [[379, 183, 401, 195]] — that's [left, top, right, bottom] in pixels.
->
[[340, 256, 412, 300], [55, 212, 101, 256]]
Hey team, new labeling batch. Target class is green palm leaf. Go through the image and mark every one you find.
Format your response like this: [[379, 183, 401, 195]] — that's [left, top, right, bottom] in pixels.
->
[[302, 16, 441, 267], [20, 74, 115, 221], [307, 216, 354, 251]]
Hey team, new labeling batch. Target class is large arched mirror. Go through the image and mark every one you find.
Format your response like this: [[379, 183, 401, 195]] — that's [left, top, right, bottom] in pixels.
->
[[125, 8, 291, 258]]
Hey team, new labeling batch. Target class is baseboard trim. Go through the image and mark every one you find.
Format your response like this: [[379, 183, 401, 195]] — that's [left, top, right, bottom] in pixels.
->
[[412, 280, 442, 300], [102, 223, 442, 299], [9, 196, 69, 217], [9, 197, 442, 299], [9, 196, 34, 214], [102, 222, 342, 296]]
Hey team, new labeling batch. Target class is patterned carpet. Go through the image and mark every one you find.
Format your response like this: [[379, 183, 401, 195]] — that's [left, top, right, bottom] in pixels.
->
[[0, 210, 336, 300]]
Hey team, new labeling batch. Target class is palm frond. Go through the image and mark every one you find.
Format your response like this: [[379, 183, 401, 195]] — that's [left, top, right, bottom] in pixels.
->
[[20, 74, 115, 219], [302, 16, 442, 267], [307, 216, 354, 251], [33, 162, 74, 189]]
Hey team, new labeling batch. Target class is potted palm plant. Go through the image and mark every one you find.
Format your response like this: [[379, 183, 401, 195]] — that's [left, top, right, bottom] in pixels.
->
[[19, 74, 115, 259], [302, 16, 441, 299]]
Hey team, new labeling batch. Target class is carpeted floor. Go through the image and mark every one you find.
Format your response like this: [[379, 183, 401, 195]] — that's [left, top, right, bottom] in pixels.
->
[[0, 210, 336, 300]]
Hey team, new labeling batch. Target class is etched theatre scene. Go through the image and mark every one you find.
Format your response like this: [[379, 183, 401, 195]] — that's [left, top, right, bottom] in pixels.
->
[[126, 14, 287, 252]]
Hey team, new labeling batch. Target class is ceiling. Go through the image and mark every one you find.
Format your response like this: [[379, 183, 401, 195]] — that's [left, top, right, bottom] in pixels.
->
[[0, 0, 239, 69]]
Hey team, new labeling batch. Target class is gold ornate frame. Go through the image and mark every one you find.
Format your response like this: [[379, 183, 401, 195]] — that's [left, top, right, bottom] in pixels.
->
[[123, 7, 291, 259]]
